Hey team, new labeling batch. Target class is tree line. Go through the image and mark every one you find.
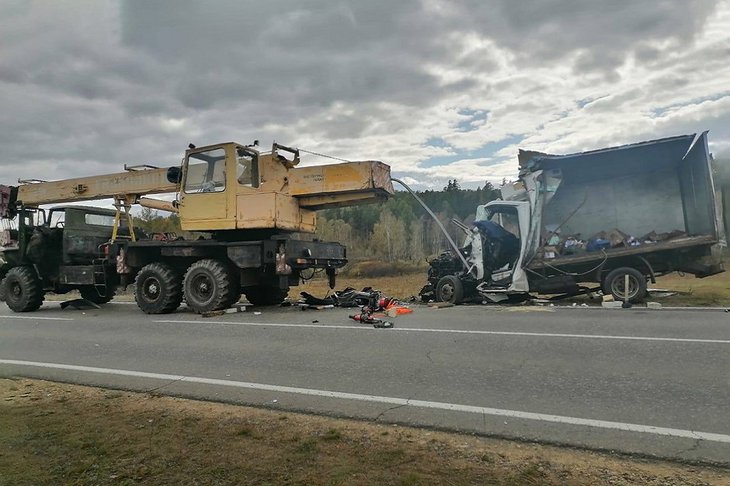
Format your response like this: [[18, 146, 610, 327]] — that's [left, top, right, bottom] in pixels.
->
[[316, 181, 500, 262]]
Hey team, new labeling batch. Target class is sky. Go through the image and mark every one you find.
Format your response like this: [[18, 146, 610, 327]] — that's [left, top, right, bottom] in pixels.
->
[[1, 0, 729, 191]]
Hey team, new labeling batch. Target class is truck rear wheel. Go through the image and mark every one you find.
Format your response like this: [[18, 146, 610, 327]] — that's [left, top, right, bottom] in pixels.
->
[[2, 266, 45, 312], [244, 286, 288, 306], [135, 262, 183, 314], [80, 286, 116, 305], [183, 259, 235, 314], [435, 275, 464, 304], [602, 267, 647, 303]]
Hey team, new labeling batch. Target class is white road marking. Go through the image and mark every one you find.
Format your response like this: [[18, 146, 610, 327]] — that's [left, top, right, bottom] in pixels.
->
[[0, 315, 74, 321], [153, 319, 730, 345], [2, 358, 729, 444]]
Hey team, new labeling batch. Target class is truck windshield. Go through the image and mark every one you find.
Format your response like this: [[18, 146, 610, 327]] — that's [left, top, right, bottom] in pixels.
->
[[484, 207, 520, 238], [184, 148, 226, 193]]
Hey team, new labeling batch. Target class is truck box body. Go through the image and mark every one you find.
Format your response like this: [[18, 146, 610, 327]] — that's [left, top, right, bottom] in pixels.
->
[[499, 132, 722, 294], [529, 132, 717, 253]]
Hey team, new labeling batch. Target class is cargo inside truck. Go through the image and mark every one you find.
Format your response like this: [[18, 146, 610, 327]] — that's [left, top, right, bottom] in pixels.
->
[[523, 132, 721, 273]]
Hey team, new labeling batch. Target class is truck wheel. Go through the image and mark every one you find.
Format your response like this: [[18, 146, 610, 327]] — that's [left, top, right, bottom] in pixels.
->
[[183, 259, 235, 313], [2, 266, 44, 312], [135, 262, 183, 314], [244, 286, 288, 306], [436, 275, 464, 304], [602, 267, 647, 303], [80, 286, 116, 305]]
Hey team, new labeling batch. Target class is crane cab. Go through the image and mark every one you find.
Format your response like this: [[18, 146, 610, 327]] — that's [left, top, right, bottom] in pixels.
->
[[178, 142, 317, 233]]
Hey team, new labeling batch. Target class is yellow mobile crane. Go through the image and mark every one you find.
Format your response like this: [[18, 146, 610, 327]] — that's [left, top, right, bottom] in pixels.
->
[[0, 142, 393, 313]]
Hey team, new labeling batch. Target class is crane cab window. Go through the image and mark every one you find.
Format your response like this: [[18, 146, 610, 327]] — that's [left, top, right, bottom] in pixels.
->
[[236, 147, 259, 187], [184, 148, 227, 193]]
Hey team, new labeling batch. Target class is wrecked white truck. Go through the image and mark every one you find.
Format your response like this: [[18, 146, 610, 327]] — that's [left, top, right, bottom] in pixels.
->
[[422, 132, 724, 304]]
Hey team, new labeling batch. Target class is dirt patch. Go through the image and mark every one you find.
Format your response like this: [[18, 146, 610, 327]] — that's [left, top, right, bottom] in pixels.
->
[[1, 378, 728, 485]]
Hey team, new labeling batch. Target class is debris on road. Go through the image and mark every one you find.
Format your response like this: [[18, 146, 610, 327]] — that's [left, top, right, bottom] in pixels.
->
[[647, 288, 678, 298], [60, 298, 101, 310], [427, 302, 454, 309], [601, 301, 623, 308], [349, 312, 393, 328], [299, 287, 377, 308], [202, 304, 247, 318]]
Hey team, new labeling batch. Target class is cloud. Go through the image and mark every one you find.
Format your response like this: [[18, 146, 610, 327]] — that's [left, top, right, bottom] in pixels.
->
[[0, 0, 728, 194]]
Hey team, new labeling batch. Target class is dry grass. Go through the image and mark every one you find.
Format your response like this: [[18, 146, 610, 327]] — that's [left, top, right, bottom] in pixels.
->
[[1, 378, 728, 486], [652, 271, 730, 306]]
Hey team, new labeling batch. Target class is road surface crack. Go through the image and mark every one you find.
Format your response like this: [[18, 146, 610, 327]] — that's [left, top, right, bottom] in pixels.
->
[[144, 376, 187, 395], [374, 397, 412, 422], [675, 437, 702, 456]]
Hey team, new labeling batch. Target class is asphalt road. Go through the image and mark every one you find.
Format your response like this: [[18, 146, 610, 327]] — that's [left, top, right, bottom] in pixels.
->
[[1, 300, 729, 464]]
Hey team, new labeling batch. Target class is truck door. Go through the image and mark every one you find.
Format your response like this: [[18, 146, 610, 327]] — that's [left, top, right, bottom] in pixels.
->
[[178, 147, 232, 230], [475, 204, 524, 285]]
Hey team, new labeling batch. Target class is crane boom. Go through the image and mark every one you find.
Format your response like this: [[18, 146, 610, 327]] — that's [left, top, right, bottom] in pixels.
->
[[14, 167, 177, 206]]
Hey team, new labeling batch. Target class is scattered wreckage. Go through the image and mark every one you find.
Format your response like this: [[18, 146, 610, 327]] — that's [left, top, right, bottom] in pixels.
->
[[300, 287, 412, 328], [421, 132, 725, 304]]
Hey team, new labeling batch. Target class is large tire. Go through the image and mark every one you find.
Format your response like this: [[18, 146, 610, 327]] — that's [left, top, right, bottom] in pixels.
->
[[183, 259, 235, 314], [435, 275, 464, 304], [135, 262, 183, 314], [602, 267, 647, 303], [244, 286, 288, 306], [2, 266, 44, 312], [80, 286, 116, 305]]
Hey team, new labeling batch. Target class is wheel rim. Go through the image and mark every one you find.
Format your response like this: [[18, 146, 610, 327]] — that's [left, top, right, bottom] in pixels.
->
[[440, 282, 455, 302], [10, 281, 22, 298], [142, 276, 161, 302], [610, 274, 639, 300], [190, 274, 213, 303]]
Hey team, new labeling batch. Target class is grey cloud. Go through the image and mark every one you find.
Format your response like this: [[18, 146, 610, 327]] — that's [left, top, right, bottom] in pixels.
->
[[0, 0, 726, 188], [451, 0, 720, 71], [119, 0, 467, 113]]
